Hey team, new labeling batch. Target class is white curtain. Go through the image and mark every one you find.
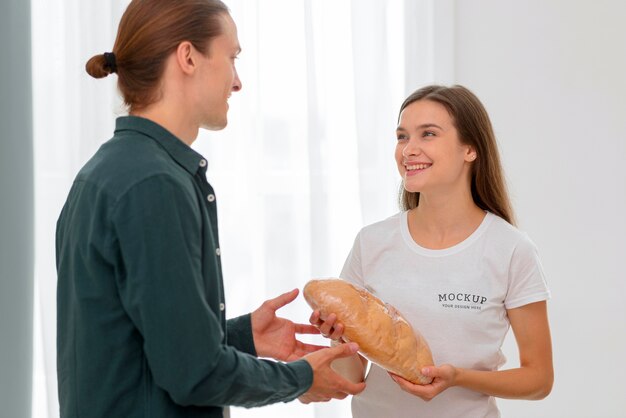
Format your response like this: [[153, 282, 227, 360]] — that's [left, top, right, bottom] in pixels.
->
[[31, 1, 438, 417]]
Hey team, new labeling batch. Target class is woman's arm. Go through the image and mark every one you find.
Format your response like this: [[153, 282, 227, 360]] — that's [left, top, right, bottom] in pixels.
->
[[391, 301, 553, 401], [330, 339, 368, 383]]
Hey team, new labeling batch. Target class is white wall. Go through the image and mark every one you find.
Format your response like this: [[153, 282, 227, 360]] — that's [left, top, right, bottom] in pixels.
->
[[452, 1, 626, 417]]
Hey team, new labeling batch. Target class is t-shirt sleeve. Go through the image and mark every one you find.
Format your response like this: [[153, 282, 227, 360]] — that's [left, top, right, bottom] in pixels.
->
[[340, 231, 365, 287], [505, 234, 551, 309]]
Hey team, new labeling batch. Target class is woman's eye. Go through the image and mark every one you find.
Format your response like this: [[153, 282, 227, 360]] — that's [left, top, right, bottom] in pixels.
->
[[423, 131, 435, 137], [397, 134, 408, 141]]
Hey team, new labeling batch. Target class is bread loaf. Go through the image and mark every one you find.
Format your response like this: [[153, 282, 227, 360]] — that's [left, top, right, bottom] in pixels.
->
[[303, 278, 434, 385]]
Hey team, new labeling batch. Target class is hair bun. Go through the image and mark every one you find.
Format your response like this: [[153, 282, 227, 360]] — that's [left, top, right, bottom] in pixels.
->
[[85, 53, 114, 79]]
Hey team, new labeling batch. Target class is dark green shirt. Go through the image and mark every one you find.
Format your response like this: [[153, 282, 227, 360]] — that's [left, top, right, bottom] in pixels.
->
[[56, 116, 313, 418]]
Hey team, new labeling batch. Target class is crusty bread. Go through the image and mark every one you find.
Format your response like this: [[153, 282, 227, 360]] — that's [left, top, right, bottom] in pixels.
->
[[303, 278, 434, 385]]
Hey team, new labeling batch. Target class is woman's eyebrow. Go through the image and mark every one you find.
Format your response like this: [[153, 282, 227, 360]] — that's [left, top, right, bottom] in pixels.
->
[[416, 123, 443, 130], [396, 123, 443, 132]]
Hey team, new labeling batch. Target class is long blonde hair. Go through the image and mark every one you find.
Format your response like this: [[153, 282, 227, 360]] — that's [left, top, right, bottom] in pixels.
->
[[398, 85, 515, 225]]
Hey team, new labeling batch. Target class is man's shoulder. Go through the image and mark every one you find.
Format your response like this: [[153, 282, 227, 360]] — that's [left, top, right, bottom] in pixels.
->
[[77, 134, 190, 198]]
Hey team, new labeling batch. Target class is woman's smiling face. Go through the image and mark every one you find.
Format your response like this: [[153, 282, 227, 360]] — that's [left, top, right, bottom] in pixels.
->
[[395, 99, 476, 195]]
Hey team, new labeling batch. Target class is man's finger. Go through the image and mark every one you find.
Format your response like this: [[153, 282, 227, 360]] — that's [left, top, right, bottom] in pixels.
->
[[335, 379, 366, 396], [331, 392, 348, 400], [265, 288, 299, 311], [295, 323, 321, 335], [294, 340, 327, 355], [326, 341, 359, 360]]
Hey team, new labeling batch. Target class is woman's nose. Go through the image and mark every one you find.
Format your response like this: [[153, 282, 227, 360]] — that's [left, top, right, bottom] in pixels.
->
[[402, 138, 421, 158]]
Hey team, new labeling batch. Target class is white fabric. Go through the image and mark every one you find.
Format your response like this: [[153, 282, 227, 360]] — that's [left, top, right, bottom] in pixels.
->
[[340, 211, 551, 418]]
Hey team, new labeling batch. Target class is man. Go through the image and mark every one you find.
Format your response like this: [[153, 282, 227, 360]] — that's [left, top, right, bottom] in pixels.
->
[[57, 1, 364, 417]]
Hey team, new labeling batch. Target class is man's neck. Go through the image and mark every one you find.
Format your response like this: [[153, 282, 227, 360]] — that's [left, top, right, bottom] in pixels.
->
[[131, 103, 199, 146]]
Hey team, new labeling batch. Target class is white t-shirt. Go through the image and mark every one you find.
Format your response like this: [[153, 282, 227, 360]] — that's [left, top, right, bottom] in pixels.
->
[[341, 211, 551, 418]]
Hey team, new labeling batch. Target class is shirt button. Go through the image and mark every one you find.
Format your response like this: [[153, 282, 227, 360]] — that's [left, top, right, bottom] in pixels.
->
[[219, 303, 225, 311], [207, 194, 215, 202], [216, 248, 221, 256], [199, 159, 207, 167]]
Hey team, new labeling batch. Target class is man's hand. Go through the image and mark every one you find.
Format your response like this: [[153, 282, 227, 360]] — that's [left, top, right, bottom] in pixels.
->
[[251, 288, 325, 361], [299, 342, 366, 403]]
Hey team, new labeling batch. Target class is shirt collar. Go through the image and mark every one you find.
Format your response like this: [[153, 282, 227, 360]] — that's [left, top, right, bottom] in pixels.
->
[[114, 115, 206, 176]]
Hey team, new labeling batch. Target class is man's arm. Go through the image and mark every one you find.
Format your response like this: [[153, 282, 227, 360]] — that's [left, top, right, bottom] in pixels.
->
[[112, 174, 313, 407], [226, 314, 257, 356]]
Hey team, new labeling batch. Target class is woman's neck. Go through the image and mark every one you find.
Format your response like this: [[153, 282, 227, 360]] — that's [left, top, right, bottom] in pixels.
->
[[407, 190, 486, 250]]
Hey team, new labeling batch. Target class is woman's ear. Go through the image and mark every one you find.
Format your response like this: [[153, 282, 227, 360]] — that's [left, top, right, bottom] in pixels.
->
[[465, 146, 477, 162]]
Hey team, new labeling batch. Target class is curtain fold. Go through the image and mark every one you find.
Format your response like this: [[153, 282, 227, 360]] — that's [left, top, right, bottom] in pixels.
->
[[31, 2, 126, 416], [31, 1, 411, 417]]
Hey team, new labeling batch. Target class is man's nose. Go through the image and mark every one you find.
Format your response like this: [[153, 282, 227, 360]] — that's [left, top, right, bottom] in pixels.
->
[[232, 69, 242, 92]]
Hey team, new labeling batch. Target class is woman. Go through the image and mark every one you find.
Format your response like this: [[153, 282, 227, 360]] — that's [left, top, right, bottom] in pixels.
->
[[56, 1, 364, 417], [311, 85, 553, 417]]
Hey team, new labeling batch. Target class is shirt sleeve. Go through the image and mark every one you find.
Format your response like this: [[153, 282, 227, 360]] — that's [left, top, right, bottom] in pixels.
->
[[505, 233, 551, 309], [112, 174, 312, 407], [340, 231, 365, 287], [227, 314, 257, 356]]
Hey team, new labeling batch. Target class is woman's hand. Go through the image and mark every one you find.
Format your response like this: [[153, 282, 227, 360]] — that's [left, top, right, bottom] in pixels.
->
[[309, 309, 345, 341], [389, 365, 458, 401]]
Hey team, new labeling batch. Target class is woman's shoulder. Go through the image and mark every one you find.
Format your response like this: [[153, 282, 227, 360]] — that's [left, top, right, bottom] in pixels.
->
[[353, 212, 405, 246], [485, 212, 538, 251], [360, 211, 403, 233]]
